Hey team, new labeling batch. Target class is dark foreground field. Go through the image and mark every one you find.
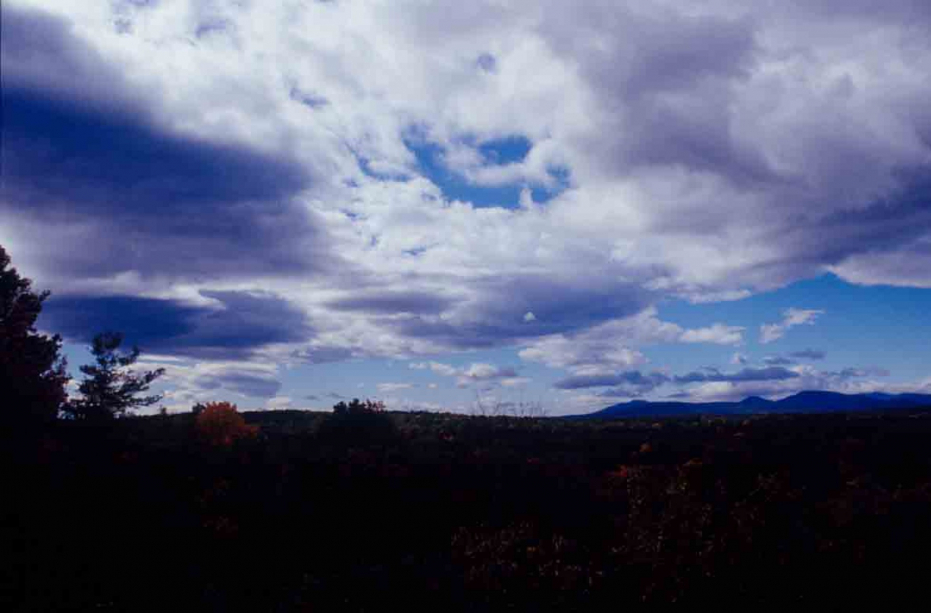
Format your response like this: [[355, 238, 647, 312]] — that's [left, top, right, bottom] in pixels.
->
[[5, 408, 931, 611]]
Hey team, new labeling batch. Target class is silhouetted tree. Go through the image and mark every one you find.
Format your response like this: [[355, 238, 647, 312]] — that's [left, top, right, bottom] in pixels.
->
[[333, 398, 386, 415], [65, 332, 165, 421], [321, 398, 395, 446], [0, 244, 69, 427]]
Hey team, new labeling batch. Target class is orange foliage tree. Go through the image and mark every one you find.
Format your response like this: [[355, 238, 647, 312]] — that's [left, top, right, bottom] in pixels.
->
[[194, 401, 259, 446]]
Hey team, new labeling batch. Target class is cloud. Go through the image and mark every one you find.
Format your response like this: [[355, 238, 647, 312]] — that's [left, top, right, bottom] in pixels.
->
[[520, 335, 646, 377], [679, 323, 745, 345], [563, 359, 910, 410], [371, 274, 652, 352], [3, 0, 931, 395], [790, 349, 827, 360], [377, 382, 415, 393], [410, 361, 460, 377], [189, 365, 282, 399], [831, 236, 931, 288], [456, 363, 520, 388], [675, 363, 900, 402], [731, 352, 749, 365], [827, 366, 891, 379], [326, 291, 457, 315], [519, 307, 744, 375], [129, 358, 283, 412], [410, 360, 520, 388], [760, 308, 825, 344], [463, 363, 518, 380], [292, 345, 354, 364], [554, 370, 670, 392], [266, 396, 293, 410], [828, 186, 931, 288], [42, 290, 312, 360], [674, 366, 800, 384], [1, 9, 330, 284], [763, 356, 795, 366]]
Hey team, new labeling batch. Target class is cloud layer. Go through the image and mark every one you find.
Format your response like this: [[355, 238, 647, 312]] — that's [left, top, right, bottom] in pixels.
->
[[2, 0, 930, 403]]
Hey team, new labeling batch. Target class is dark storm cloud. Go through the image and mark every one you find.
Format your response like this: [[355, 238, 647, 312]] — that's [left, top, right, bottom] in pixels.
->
[[289, 86, 329, 109], [549, 8, 776, 188], [461, 365, 518, 381], [476, 52, 497, 73], [616, 15, 778, 186], [597, 387, 655, 399], [828, 367, 891, 379], [193, 370, 282, 398], [195, 18, 231, 38], [1, 86, 305, 213], [381, 274, 651, 349], [735, 167, 931, 290], [1, 5, 134, 111], [382, 318, 512, 350], [624, 95, 779, 187], [791, 349, 827, 360], [813, 175, 931, 257], [802, 0, 931, 21], [326, 291, 457, 315], [674, 366, 800, 384], [554, 371, 670, 391], [471, 274, 651, 332], [292, 346, 354, 364], [42, 291, 312, 359], [541, 1, 931, 290], [5, 0, 930, 376], [621, 14, 757, 95], [0, 5, 329, 281]]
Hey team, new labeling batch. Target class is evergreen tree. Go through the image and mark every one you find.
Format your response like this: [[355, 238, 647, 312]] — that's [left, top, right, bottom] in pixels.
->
[[67, 332, 165, 421], [0, 244, 69, 427]]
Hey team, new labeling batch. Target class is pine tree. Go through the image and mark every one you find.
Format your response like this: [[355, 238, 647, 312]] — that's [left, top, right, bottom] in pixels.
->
[[0, 244, 69, 427], [67, 332, 166, 421]]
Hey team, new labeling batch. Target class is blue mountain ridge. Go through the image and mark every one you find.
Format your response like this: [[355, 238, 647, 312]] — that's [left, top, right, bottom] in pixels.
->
[[576, 391, 931, 419]]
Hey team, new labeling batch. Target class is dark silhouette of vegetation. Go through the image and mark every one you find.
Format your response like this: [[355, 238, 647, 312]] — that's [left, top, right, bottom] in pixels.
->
[[0, 245, 69, 428], [6, 405, 931, 611], [332, 397, 386, 415], [317, 398, 398, 447], [63, 332, 165, 421]]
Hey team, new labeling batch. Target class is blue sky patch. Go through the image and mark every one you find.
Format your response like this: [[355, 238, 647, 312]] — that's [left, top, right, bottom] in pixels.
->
[[478, 135, 532, 164], [404, 136, 568, 208]]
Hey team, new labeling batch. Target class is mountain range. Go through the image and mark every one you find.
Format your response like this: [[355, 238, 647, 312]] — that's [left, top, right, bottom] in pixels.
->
[[578, 391, 931, 419]]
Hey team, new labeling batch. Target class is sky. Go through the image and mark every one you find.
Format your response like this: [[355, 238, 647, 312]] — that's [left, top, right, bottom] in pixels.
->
[[2, 0, 930, 415]]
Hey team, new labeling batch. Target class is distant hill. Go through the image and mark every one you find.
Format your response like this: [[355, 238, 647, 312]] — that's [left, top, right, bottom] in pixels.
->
[[578, 391, 931, 419]]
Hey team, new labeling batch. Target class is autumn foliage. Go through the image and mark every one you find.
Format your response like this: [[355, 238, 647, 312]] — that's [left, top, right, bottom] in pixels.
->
[[195, 401, 259, 446]]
